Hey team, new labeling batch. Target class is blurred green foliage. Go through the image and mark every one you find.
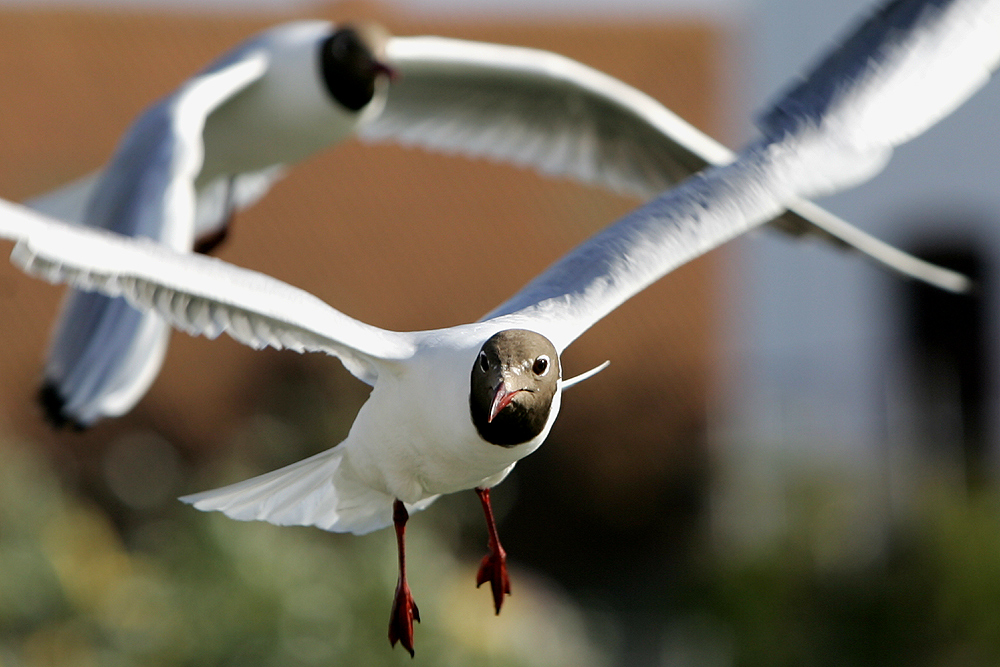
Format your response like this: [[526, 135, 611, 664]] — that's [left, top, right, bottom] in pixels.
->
[[673, 476, 1000, 667], [3, 400, 1000, 667], [0, 432, 606, 667]]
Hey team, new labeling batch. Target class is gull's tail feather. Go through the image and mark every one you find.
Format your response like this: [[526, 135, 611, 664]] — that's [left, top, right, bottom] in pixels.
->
[[181, 447, 439, 536]]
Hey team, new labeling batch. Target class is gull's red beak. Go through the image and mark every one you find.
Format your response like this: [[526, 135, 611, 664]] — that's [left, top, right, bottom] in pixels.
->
[[377, 60, 399, 81], [488, 381, 522, 423]]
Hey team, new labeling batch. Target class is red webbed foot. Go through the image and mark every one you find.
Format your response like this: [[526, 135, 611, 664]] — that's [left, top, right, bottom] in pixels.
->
[[475, 487, 512, 614], [476, 544, 511, 615], [388, 578, 420, 657]]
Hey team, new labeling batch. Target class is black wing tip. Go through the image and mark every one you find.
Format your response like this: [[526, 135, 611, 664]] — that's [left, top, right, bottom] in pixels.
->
[[38, 381, 87, 432]]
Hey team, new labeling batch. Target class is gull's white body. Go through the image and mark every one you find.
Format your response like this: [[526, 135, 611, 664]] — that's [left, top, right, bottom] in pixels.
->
[[3, 0, 997, 534], [185, 326, 560, 533], [29, 17, 971, 426]]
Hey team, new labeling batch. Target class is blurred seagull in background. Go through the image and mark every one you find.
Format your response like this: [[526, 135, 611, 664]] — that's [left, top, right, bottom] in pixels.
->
[[4, 0, 997, 654], [27, 16, 972, 430]]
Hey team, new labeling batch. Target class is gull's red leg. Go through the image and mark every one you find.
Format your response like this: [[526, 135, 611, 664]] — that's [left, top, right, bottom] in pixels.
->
[[388, 499, 419, 657], [475, 487, 511, 614], [194, 177, 237, 254], [193, 224, 230, 254]]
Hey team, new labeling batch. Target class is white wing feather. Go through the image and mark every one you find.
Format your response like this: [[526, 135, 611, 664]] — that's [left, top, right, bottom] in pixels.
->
[[363, 34, 970, 292], [35, 50, 271, 425], [757, 0, 1000, 193], [363, 36, 729, 196], [487, 0, 999, 350], [0, 199, 415, 386]]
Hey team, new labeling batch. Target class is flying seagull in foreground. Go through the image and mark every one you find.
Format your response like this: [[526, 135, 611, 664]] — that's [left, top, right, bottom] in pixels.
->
[[3, 0, 997, 655], [28, 18, 972, 430]]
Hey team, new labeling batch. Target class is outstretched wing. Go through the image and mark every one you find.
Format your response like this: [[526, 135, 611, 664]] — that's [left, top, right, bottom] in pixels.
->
[[0, 199, 415, 387], [361, 33, 969, 292], [485, 0, 999, 352], [38, 49, 271, 426], [363, 35, 727, 196]]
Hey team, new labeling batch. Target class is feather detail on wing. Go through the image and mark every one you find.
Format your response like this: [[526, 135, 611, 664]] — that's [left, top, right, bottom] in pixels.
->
[[42, 292, 172, 425], [758, 0, 1000, 195], [0, 199, 415, 386], [485, 143, 793, 352], [487, 0, 999, 349], [361, 34, 971, 292], [27, 50, 273, 426], [362, 36, 729, 199]]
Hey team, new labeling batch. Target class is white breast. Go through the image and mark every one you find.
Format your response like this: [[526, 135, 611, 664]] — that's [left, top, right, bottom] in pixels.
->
[[341, 337, 561, 504]]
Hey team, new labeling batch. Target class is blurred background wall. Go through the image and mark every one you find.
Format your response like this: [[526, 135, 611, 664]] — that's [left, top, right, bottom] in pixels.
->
[[720, 0, 1000, 549]]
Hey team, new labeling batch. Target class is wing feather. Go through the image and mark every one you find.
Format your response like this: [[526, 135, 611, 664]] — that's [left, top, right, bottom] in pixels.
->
[[32, 50, 272, 425], [0, 199, 415, 386], [362, 34, 970, 291], [363, 36, 726, 196], [759, 0, 1000, 191], [487, 0, 998, 350]]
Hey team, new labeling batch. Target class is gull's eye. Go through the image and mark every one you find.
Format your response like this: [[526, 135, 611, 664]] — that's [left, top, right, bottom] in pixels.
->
[[479, 351, 490, 372], [532, 355, 550, 376]]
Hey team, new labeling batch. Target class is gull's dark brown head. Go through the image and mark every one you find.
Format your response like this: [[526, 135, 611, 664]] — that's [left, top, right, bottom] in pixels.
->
[[470, 329, 559, 447], [319, 24, 394, 112]]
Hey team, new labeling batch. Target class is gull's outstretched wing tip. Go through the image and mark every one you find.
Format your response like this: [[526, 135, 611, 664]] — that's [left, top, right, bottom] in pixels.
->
[[758, 0, 1000, 159], [381, 26, 983, 296], [482, 0, 998, 349], [781, 200, 974, 294]]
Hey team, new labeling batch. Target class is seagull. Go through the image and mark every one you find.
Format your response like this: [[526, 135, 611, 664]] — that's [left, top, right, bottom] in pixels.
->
[[27, 17, 972, 430], [3, 0, 997, 655]]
